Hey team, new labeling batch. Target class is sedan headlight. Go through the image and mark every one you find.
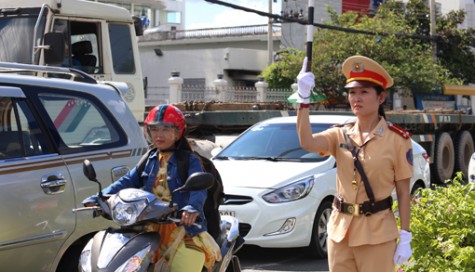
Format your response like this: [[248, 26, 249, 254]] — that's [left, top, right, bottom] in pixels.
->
[[110, 196, 148, 226], [262, 176, 314, 203]]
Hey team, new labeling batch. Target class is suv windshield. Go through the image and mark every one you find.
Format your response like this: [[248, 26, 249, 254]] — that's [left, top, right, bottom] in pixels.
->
[[217, 122, 332, 162]]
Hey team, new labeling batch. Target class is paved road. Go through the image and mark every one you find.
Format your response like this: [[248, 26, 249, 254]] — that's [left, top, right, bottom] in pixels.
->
[[237, 245, 329, 272]]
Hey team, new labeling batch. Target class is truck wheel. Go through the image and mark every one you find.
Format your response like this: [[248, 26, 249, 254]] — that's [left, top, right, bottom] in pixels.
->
[[307, 199, 332, 258], [454, 130, 474, 179], [431, 132, 455, 184]]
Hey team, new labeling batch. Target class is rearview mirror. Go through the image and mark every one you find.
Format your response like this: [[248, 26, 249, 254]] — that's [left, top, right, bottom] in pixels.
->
[[83, 159, 97, 181], [173, 172, 214, 193], [83, 159, 104, 197], [44, 32, 65, 65]]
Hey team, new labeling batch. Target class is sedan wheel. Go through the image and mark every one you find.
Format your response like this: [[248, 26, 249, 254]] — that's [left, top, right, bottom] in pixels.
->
[[410, 181, 425, 204], [307, 200, 332, 258]]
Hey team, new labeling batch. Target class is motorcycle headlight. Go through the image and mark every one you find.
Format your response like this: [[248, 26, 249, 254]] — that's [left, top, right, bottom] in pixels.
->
[[110, 197, 148, 226], [262, 176, 314, 203]]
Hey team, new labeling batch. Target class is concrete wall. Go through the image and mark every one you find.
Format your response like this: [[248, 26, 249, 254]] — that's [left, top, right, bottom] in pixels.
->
[[139, 32, 280, 92], [140, 45, 271, 89]]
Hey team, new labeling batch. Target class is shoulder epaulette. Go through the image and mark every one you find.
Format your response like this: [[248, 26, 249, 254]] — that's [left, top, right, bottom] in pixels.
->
[[387, 121, 412, 139]]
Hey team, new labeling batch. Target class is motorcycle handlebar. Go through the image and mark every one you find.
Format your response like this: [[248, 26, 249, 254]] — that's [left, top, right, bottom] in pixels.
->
[[168, 217, 202, 229], [72, 206, 101, 213], [72, 206, 104, 218]]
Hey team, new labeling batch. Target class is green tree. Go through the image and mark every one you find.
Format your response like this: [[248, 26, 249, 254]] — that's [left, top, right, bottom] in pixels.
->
[[436, 10, 475, 84], [390, 0, 475, 84], [260, 48, 304, 88]]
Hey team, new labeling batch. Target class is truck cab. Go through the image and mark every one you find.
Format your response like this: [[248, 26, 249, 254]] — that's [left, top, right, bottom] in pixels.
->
[[0, 0, 145, 121]]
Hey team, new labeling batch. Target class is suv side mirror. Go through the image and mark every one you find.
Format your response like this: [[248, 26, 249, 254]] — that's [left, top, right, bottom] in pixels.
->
[[44, 32, 65, 65]]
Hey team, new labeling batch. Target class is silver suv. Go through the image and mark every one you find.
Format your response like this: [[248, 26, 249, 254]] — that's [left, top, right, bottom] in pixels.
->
[[0, 63, 148, 271]]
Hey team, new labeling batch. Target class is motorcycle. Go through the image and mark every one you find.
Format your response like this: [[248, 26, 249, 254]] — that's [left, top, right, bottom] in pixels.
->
[[74, 159, 243, 272]]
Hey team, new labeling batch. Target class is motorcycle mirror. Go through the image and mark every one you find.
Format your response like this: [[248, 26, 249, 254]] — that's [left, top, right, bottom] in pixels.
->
[[173, 172, 215, 193], [83, 159, 103, 196], [83, 159, 97, 181]]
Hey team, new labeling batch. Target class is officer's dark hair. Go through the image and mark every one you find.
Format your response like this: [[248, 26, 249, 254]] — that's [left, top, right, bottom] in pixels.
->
[[374, 85, 386, 119]]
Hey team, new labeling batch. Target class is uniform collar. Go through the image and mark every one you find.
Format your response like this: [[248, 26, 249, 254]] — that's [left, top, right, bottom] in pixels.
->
[[346, 117, 387, 146]]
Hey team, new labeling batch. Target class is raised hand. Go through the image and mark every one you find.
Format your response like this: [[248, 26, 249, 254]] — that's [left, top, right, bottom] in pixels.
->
[[296, 57, 315, 104]]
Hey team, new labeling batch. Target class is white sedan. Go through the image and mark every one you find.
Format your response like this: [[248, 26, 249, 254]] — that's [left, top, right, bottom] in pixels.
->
[[212, 115, 430, 258]]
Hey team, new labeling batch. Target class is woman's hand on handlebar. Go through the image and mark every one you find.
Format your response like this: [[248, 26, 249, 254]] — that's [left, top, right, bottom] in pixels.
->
[[83, 202, 97, 207], [180, 211, 199, 227]]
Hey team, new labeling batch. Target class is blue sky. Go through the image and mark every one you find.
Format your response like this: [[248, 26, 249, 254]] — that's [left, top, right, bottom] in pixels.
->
[[185, 0, 282, 29]]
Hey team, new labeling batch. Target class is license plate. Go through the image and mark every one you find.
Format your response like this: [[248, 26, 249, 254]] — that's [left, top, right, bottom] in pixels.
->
[[219, 210, 235, 217]]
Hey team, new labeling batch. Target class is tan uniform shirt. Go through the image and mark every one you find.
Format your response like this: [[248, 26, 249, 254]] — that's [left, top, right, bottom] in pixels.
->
[[319, 118, 413, 247]]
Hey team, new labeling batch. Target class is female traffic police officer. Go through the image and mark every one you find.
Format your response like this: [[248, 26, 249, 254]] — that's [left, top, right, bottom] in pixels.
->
[[296, 56, 413, 271]]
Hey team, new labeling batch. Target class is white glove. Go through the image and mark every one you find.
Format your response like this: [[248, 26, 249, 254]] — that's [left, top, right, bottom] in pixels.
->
[[393, 229, 412, 266], [296, 57, 315, 104]]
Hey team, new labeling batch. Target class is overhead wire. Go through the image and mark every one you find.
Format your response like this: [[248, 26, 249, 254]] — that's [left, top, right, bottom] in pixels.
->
[[204, 0, 438, 41]]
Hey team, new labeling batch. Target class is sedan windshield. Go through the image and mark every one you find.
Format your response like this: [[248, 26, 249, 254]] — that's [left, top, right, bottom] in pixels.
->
[[216, 122, 332, 162]]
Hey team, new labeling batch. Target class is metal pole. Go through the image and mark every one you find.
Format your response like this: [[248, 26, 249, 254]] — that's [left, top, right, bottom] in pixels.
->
[[305, 0, 314, 72], [267, 0, 273, 65], [429, 0, 437, 62]]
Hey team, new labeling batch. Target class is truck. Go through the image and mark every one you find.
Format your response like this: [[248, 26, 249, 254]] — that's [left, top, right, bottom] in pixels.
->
[[175, 84, 475, 185], [0, 0, 145, 121]]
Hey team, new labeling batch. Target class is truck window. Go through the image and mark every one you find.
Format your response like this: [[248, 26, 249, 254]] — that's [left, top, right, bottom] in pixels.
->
[[0, 97, 51, 159], [37, 92, 124, 151], [52, 19, 101, 74], [0, 11, 46, 64], [109, 23, 135, 74]]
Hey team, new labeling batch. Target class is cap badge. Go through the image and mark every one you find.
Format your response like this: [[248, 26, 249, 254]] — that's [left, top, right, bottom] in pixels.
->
[[352, 62, 364, 73]]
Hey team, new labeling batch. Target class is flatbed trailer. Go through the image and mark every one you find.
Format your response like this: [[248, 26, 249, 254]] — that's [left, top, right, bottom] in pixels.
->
[[179, 104, 475, 185]]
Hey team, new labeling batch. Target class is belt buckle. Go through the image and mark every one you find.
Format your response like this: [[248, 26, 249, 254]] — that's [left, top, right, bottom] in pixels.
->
[[347, 203, 360, 216]]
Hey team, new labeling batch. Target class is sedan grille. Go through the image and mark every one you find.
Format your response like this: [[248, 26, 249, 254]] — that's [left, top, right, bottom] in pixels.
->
[[222, 194, 253, 205]]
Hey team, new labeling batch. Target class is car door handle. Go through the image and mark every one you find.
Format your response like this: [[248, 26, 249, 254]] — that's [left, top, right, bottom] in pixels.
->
[[41, 173, 67, 195]]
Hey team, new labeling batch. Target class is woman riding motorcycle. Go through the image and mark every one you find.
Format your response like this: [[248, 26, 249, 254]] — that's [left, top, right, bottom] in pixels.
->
[[83, 104, 221, 272]]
